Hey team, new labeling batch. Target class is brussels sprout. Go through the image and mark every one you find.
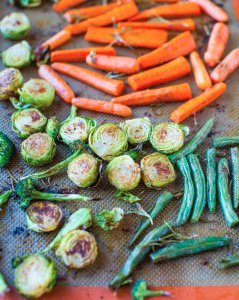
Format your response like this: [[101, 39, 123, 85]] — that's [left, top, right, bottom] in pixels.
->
[[46, 116, 60, 141], [119, 118, 152, 145], [21, 133, 56, 167], [0, 131, 15, 168], [13, 254, 56, 298], [55, 229, 98, 269], [0, 68, 23, 100], [0, 189, 13, 208], [106, 155, 141, 191], [9, 0, 42, 7], [141, 153, 176, 188], [0, 12, 30, 40], [0, 272, 9, 297], [2, 41, 33, 68], [27, 201, 63, 233], [94, 207, 124, 231], [67, 153, 100, 188], [12, 108, 47, 139], [150, 122, 189, 154], [89, 123, 128, 162]]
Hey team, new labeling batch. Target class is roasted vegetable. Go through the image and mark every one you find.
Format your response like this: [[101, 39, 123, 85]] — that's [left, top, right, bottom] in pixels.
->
[[0, 12, 30, 40], [46, 116, 60, 141], [89, 123, 128, 162], [26, 201, 63, 233], [132, 279, 170, 300], [0, 272, 9, 297], [12, 108, 47, 139], [213, 136, 239, 148], [0, 131, 15, 168], [0, 68, 23, 100], [206, 148, 217, 213], [219, 251, 239, 269], [141, 153, 176, 188], [230, 147, 239, 209], [94, 207, 124, 230], [106, 155, 141, 191], [8, 0, 42, 8], [13, 254, 56, 298], [114, 190, 141, 203], [0, 189, 13, 208]]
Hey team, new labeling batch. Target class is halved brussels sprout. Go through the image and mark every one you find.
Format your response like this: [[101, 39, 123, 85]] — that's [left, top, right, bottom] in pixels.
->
[[27, 201, 63, 233], [150, 122, 189, 154], [12, 108, 47, 139], [89, 123, 128, 162], [55, 229, 97, 269], [21, 133, 56, 167], [46, 116, 60, 141], [0, 131, 15, 168], [13, 254, 56, 298], [141, 152, 176, 188], [2, 41, 33, 68], [9, 0, 42, 7], [0, 12, 30, 40], [18, 79, 55, 110], [67, 153, 100, 187], [0, 68, 23, 100], [106, 155, 141, 191], [119, 118, 152, 145], [94, 207, 124, 231]]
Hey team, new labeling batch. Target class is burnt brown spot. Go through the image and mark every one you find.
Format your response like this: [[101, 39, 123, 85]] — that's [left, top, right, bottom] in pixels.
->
[[157, 129, 168, 140], [30, 112, 41, 122], [66, 238, 91, 257], [154, 162, 170, 175]]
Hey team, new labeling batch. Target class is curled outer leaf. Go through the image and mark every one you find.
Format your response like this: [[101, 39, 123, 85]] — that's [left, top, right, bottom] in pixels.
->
[[94, 207, 124, 230]]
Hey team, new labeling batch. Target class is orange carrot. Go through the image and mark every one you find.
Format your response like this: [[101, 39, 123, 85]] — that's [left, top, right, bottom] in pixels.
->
[[170, 82, 227, 123], [64, 2, 138, 35], [153, 0, 179, 2], [190, 51, 212, 90], [210, 48, 239, 83], [51, 47, 116, 62], [190, 0, 228, 22], [111, 83, 192, 106], [53, 0, 86, 12], [118, 19, 196, 32], [38, 65, 75, 104], [137, 31, 196, 70], [233, 0, 239, 24], [204, 22, 229, 68], [51, 62, 125, 96], [85, 27, 168, 49], [41, 30, 72, 51], [86, 53, 140, 74], [129, 2, 201, 21], [127, 56, 191, 91], [72, 97, 132, 117]]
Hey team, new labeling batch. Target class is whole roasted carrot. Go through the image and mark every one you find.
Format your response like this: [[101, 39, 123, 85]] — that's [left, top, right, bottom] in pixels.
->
[[64, 2, 138, 35], [51, 62, 125, 96], [72, 97, 132, 117], [38, 65, 75, 104], [111, 83, 192, 106], [86, 53, 140, 74], [128, 56, 191, 91], [137, 31, 196, 70], [190, 51, 212, 90], [204, 23, 229, 68], [233, 0, 239, 24], [118, 19, 196, 32], [129, 2, 201, 21], [210, 49, 239, 83], [171, 83, 227, 123], [190, 0, 228, 22], [153, 0, 179, 2], [51, 47, 116, 62], [53, 0, 86, 12], [85, 27, 168, 49], [41, 30, 72, 51]]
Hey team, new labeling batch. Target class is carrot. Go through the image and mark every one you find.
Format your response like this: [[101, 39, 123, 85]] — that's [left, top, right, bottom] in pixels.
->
[[38, 65, 75, 104], [204, 22, 229, 68], [233, 0, 239, 24], [50, 47, 116, 62], [111, 83, 192, 106], [128, 2, 201, 21], [127, 56, 191, 91], [153, 0, 179, 2], [86, 53, 140, 74], [51, 62, 125, 96], [53, 0, 86, 12], [118, 19, 196, 32], [137, 31, 196, 70], [210, 48, 239, 83], [72, 97, 132, 117], [190, 51, 212, 90], [170, 83, 227, 123], [85, 27, 168, 49], [41, 30, 72, 51], [64, 2, 138, 35], [190, 0, 228, 22]]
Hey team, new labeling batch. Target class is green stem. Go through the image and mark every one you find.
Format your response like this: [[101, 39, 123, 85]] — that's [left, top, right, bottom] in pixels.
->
[[61, 105, 77, 126], [143, 290, 170, 297], [32, 191, 97, 202], [219, 251, 239, 269]]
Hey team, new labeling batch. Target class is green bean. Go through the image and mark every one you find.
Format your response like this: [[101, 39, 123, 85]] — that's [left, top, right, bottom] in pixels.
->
[[109, 222, 171, 289], [188, 154, 206, 223], [230, 147, 239, 209], [150, 236, 231, 263], [206, 149, 217, 213], [169, 118, 214, 164], [176, 157, 195, 226], [219, 251, 239, 269], [128, 191, 173, 247], [217, 158, 239, 227], [213, 136, 239, 148]]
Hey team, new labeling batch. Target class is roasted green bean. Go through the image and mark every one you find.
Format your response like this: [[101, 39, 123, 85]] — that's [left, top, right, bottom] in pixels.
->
[[213, 136, 239, 148], [206, 148, 217, 213], [219, 251, 239, 269], [230, 147, 239, 209]]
